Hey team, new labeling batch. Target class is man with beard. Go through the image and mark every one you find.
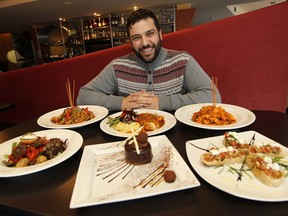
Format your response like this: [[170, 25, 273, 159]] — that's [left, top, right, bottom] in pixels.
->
[[77, 8, 221, 111]]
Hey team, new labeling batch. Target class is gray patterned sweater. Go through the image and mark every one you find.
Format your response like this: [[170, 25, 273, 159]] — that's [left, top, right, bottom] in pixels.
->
[[77, 47, 221, 111]]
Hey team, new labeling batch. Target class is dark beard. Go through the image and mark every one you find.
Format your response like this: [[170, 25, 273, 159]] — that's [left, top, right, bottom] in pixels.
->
[[132, 39, 162, 63]]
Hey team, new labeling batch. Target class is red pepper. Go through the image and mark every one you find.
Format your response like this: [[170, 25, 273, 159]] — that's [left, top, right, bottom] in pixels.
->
[[27, 147, 40, 163], [66, 108, 71, 122]]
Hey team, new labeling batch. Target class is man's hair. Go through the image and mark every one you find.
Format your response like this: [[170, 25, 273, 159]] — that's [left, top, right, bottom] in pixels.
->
[[126, 8, 161, 38]]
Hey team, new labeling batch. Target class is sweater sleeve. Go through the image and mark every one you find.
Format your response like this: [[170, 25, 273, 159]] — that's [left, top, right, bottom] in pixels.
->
[[76, 63, 124, 111], [158, 55, 221, 111]]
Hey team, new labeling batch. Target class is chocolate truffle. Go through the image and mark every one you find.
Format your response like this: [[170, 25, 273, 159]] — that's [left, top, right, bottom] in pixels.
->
[[164, 170, 176, 183]]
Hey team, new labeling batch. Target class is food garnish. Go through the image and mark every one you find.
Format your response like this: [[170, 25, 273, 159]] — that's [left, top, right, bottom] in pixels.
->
[[19, 132, 38, 144], [164, 170, 176, 183]]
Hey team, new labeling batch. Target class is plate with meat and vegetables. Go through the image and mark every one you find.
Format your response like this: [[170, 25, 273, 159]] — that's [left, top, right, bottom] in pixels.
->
[[0, 129, 83, 177], [100, 109, 177, 137]]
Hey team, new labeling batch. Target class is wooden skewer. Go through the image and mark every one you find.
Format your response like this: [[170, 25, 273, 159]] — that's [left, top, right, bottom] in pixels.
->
[[211, 76, 218, 107], [131, 126, 140, 155], [72, 79, 75, 106], [65, 78, 75, 107], [118, 126, 143, 147]]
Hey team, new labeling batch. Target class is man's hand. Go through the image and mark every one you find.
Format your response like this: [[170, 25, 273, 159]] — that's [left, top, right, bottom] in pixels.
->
[[121, 90, 159, 110]]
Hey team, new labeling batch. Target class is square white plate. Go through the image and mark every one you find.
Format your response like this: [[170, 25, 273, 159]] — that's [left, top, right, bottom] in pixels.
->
[[186, 131, 288, 202], [70, 135, 200, 208]]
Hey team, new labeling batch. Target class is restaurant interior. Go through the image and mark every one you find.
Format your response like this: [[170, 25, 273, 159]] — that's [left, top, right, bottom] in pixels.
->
[[0, 1, 288, 215], [0, 0, 285, 72]]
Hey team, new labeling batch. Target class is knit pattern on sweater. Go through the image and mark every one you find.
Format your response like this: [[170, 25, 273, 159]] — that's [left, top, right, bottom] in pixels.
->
[[113, 50, 190, 96]]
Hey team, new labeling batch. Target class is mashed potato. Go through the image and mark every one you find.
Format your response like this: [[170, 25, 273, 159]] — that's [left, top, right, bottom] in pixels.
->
[[112, 122, 141, 133]]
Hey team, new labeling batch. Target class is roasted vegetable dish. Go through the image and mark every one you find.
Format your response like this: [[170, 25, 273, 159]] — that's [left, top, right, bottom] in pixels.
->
[[2, 133, 67, 167]]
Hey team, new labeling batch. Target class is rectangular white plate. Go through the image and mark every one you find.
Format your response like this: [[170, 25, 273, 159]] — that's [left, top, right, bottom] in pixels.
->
[[70, 135, 200, 208], [186, 131, 288, 202]]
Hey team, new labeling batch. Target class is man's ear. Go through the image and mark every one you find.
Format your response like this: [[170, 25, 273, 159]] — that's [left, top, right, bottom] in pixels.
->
[[159, 29, 163, 40]]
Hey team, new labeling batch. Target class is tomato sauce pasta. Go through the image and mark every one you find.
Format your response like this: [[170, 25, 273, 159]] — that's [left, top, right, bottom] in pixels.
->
[[192, 105, 236, 125]]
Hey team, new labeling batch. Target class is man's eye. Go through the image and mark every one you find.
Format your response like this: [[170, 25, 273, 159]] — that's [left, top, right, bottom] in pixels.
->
[[132, 36, 140, 41], [147, 32, 154, 37]]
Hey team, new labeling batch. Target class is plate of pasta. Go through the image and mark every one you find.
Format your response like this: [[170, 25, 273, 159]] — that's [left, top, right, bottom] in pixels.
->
[[175, 103, 256, 130], [37, 105, 109, 129]]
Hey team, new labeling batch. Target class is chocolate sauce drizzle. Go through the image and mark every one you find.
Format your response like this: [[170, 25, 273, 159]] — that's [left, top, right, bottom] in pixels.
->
[[97, 158, 135, 183], [96, 144, 173, 188], [97, 158, 169, 188], [133, 163, 168, 188]]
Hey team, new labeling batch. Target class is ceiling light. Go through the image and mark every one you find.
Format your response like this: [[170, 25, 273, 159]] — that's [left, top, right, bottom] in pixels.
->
[[62, 1, 72, 5]]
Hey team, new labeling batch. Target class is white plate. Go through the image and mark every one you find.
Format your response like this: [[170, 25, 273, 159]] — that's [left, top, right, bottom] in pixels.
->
[[0, 129, 83, 177], [100, 109, 177, 137], [37, 105, 109, 129], [70, 135, 200, 208], [186, 131, 288, 202], [175, 103, 256, 130]]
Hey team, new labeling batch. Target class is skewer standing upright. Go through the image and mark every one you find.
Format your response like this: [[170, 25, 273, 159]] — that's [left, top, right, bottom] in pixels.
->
[[65, 78, 75, 107], [211, 76, 218, 107]]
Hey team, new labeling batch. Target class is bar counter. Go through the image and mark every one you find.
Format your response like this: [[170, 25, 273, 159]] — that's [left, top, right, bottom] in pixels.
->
[[0, 110, 287, 216]]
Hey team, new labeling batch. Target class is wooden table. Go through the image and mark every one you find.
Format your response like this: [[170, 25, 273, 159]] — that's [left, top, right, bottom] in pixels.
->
[[0, 110, 287, 216]]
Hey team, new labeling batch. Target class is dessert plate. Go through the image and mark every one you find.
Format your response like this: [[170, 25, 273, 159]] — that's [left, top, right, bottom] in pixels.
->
[[70, 135, 200, 208]]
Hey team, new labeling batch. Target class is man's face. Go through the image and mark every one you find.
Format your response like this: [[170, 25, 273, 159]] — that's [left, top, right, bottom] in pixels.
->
[[129, 17, 162, 63]]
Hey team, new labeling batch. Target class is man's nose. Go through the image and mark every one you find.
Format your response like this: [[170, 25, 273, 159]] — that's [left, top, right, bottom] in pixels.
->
[[141, 36, 149, 46]]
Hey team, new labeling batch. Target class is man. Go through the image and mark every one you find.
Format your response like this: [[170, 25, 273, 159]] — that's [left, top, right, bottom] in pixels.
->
[[77, 8, 221, 111]]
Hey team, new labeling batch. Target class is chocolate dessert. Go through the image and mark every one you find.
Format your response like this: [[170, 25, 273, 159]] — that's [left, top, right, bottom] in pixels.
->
[[124, 131, 153, 165], [164, 170, 176, 183]]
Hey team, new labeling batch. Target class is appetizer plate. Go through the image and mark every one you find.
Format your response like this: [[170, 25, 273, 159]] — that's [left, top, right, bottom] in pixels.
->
[[100, 109, 177, 137], [37, 105, 109, 129], [186, 131, 288, 202], [175, 103, 256, 130], [0, 129, 83, 177], [70, 135, 200, 208]]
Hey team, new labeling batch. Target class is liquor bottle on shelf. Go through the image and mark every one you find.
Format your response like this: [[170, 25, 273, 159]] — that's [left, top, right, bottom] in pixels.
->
[[120, 13, 125, 25], [162, 11, 167, 23], [111, 15, 116, 26], [92, 19, 97, 28], [98, 17, 102, 27], [167, 11, 171, 22]]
